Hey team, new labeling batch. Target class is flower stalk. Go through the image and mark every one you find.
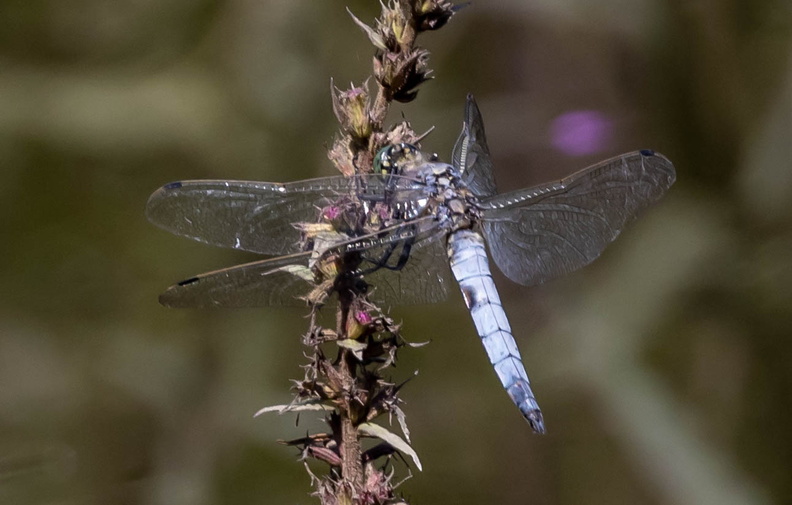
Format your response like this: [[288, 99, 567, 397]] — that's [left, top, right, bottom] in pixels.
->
[[262, 2, 457, 504]]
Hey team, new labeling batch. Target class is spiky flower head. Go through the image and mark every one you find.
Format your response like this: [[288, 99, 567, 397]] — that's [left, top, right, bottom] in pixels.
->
[[331, 83, 373, 140]]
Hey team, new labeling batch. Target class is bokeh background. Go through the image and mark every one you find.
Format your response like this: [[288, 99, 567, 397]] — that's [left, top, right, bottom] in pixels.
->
[[2, 1, 791, 504]]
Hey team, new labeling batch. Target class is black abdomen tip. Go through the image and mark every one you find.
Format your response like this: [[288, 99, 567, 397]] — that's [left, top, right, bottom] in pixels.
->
[[525, 409, 546, 434]]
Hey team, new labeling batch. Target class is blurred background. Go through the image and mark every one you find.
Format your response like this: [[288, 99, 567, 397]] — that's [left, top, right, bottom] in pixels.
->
[[1, 1, 790, 504]]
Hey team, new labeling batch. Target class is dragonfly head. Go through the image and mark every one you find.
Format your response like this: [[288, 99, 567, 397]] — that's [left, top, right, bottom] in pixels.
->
[[374, 143, 424, 175]]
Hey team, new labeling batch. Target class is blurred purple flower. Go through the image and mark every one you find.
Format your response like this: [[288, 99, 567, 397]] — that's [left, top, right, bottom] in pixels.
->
[[550, 110, 612, 156]]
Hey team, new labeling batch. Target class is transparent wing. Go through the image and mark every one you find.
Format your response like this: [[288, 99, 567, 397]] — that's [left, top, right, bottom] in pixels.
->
[[314, 214, 449, 305], [146, 174, 427, 256], [360, 227, 450, 306], [159, 216, 449, 308], [452, 94, 497, 198], [159, 252, 316, 308], [479, 150, 676, 286]]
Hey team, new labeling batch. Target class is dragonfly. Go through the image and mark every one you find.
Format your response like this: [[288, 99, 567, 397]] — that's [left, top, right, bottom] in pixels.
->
[[146, 95, 676, 434]]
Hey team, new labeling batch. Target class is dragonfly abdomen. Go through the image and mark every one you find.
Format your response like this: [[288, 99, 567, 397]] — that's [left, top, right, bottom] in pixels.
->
[[447, 230, 545, 434]]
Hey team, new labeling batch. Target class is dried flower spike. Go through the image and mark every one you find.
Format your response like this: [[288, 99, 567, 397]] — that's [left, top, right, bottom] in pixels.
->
[[331, 82, 373, 140]]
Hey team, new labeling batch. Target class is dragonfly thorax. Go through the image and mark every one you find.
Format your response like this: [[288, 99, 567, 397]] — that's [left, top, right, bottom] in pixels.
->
[[411, 161, 481, 232], [374, 142, 478, 226]]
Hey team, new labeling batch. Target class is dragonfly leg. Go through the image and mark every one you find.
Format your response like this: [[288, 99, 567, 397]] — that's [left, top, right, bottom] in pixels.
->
[[360, 233, 416, 275]]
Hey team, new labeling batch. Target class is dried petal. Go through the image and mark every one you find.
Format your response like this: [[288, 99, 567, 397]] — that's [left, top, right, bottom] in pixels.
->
[[385, 121, 423, 146], [327, 136, 356, 176], [254, 400, 334, 417], [307, 445, 343, 467], [392, 50, 432, 102], [347, 7, 388, 51]]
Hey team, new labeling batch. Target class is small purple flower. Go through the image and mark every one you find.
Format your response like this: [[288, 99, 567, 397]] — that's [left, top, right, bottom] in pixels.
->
[[377, 204, 390, 221], [354, 310, 373, 325], [322, 205, 342, 221], [550, 110, 612, 156], [344, 87, 366, 100]]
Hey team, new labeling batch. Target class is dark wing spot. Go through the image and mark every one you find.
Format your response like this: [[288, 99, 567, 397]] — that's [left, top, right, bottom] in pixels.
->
[[164, 181, 183, 190], [639, 149, 655, 156], [177, 277, 200, 286]]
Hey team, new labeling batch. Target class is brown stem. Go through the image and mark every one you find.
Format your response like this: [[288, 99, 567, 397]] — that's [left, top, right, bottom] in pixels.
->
[[371, 88, 390, 133], [339, 350, 363, 489], [335, 288, 363, 492]]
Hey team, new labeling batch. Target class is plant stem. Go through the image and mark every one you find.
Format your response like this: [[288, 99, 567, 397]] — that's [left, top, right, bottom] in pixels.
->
[[288, 2, 458, 504]]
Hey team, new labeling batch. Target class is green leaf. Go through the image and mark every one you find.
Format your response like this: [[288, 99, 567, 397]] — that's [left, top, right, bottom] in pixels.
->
[[358, 422, 422, 471], [336, 339, 368, 350]]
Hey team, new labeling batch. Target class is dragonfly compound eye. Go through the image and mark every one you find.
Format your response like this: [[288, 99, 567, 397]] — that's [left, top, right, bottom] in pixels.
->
[[374, 143, 420, 175]]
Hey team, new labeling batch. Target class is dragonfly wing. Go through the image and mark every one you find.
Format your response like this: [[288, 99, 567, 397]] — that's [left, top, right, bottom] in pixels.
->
[[479, 150, 676, 286], [146, 175, 426, 256], [452, 94, 498, 199], [159, 252, 316, 308], [160, 215, 448, 308], [321, 215, 449, 305], [362, 228, 449, 306]]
